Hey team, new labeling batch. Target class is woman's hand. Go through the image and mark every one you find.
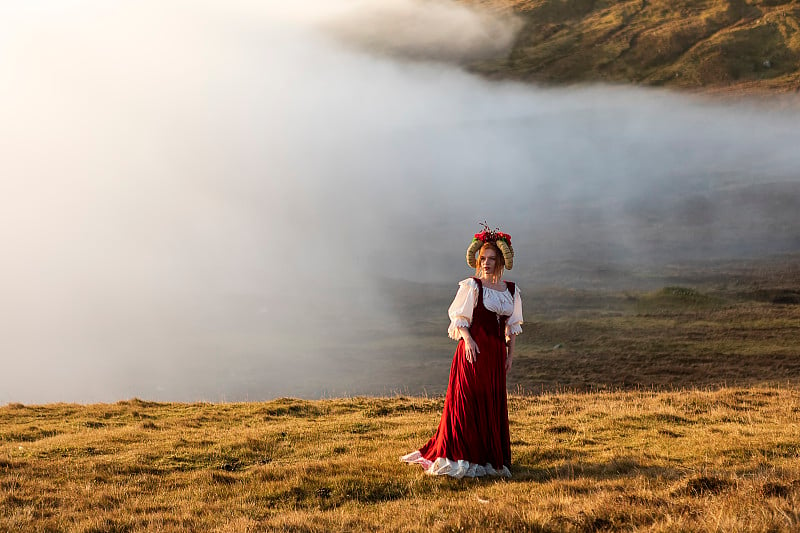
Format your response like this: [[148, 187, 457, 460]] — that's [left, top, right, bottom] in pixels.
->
[[459, 328, 480, 363], [464, 337, 480, 363]]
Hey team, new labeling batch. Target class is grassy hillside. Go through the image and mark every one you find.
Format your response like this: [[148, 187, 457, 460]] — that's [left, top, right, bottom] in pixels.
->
[[467, 0, 800, 93], [2, 389, 799, 531]]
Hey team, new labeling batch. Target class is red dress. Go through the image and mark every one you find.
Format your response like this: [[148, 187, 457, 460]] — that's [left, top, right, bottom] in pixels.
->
[[402, 277, 515, 478]]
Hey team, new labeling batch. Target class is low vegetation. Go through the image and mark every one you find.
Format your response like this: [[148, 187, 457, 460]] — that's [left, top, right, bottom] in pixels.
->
[[1, 389, 799, 532]]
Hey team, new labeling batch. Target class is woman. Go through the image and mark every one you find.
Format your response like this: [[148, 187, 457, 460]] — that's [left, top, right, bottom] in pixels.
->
[[401, 226, 522, 478]]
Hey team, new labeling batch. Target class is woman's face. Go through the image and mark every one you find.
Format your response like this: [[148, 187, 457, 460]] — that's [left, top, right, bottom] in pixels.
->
[[479, 248, 498, 277]]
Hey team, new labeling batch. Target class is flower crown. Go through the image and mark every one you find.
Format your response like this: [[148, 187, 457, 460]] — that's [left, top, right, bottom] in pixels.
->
[[466, 222, 514, 270]]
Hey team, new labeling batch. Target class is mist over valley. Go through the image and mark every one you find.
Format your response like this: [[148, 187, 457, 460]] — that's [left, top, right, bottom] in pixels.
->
[[2, 0, 800, 403]]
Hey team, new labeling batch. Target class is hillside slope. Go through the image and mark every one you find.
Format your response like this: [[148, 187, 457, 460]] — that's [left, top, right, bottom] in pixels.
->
[[469, 0, 800, 93]]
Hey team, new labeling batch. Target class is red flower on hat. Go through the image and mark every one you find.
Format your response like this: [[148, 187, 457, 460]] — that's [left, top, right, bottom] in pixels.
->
[[474, 227, 511, 245]]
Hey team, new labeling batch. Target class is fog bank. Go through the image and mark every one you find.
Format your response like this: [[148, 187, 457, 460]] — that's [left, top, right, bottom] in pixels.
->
[[2, 0, 799, 403]]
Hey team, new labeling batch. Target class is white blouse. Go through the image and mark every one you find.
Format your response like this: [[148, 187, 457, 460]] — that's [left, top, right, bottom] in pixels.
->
[[447, 278, 523, 341]]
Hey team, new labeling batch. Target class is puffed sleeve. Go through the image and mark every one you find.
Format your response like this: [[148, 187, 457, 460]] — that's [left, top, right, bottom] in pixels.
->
[[447, 278, 478, 340], [505, 288, 523, 340]]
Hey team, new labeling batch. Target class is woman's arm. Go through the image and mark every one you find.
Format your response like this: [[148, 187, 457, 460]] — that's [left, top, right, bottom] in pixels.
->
[[448, 278, 478, 339], [505, 288, 522, 373], [505, 335, 516, 373]]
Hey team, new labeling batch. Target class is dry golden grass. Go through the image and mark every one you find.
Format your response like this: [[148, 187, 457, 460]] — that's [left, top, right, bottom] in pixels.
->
[[2, 389, 799, 532]]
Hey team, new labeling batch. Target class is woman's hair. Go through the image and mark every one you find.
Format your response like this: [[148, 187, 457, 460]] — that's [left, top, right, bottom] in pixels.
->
[[474, 241, 505, 280]]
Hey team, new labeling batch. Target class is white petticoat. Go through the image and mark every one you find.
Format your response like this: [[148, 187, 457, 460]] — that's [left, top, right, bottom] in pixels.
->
[[400, 451, 511, 479]]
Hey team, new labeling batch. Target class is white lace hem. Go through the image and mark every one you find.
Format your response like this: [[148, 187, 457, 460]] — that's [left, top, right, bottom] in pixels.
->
[[447, 317, 471, 340], [505, 322, 522, 337], [400, 451, 511, 479]]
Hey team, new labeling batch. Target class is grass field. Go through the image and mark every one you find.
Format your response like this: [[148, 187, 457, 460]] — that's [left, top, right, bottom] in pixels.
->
[[1, 389, 799, 532], [4, 255, 800, 531]]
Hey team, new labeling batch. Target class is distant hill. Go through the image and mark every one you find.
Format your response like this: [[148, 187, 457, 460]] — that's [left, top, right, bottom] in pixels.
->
[[468, 0, 800, 94]]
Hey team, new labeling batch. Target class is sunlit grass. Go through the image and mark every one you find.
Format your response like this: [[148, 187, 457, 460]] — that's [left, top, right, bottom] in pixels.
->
[[2, 389, 799, 531]]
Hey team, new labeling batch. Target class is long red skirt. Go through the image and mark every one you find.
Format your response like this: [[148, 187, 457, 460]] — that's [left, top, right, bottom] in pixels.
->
[[401, 301, 511, 478]]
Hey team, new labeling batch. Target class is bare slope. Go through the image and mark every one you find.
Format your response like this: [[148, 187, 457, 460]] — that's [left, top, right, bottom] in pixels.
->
[[468, 0, 800, 93]]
